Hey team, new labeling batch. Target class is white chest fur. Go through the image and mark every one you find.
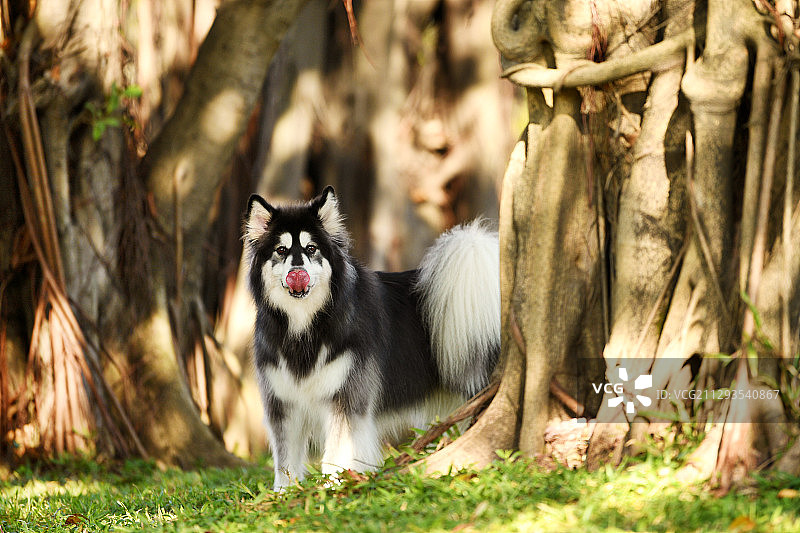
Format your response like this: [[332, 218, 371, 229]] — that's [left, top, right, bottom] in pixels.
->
[[264, 347, 353, 405]]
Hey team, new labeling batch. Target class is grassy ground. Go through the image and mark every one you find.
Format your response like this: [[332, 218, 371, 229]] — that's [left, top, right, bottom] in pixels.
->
[[1, 452, 799, 532]]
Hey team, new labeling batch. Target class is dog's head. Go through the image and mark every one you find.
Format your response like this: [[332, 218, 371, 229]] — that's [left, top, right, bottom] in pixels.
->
[[244, 186, 350, 333]]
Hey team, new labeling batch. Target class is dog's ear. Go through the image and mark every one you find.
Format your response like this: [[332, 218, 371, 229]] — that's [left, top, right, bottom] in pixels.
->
[[244, 194, 274, 246], [311, 186, 347, 239]]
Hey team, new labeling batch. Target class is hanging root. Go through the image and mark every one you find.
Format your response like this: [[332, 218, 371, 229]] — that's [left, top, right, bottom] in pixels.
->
[[395, 380, 500, 467]]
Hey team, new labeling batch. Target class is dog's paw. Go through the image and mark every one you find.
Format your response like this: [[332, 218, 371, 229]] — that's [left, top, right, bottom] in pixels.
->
[[273, 467, 304, 492]]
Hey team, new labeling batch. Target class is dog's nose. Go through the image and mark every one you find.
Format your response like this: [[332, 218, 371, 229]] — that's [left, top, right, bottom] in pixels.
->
[[286, 269, 310, 292]]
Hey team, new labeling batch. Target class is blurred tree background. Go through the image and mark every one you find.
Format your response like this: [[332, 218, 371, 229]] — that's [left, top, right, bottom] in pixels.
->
[[0, 0, 518, 466]]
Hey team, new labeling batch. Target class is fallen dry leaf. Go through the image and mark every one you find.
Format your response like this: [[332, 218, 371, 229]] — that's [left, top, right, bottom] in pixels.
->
[[728, 515, 756, 532], [64, 513, 87, 526], [342, 469, 369, 483]]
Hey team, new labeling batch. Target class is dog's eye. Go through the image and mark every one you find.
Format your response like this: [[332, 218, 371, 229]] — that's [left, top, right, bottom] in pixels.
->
[[275, 246, 288, 256], [305, 244, 317, 255]]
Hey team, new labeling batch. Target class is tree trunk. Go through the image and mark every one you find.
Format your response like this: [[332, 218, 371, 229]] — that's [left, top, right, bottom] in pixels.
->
[[1, 0, 309, 466], [425, 0, 800, 490]]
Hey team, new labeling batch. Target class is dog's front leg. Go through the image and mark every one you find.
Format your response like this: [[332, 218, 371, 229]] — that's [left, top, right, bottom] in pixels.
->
[[321, 410, 383, 477], [265, 400, 309, 491]]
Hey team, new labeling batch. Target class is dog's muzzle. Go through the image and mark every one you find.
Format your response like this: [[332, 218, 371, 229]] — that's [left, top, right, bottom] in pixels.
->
[[285, 269, 311, 298]]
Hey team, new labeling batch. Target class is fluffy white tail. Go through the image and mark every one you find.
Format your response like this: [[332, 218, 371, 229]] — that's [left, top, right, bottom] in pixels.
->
[[416, 220, 501, 397]]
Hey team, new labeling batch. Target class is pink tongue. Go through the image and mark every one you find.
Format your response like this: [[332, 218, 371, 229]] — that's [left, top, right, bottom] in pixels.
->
[[286, 269, 310, 292]]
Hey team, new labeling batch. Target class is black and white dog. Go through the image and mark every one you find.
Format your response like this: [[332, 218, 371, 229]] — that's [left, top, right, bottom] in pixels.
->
[[244, 187, 500, 490]]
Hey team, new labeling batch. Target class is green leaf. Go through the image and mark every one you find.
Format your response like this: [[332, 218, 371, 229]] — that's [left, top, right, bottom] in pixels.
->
[[92, 122, 106, 141], [123, 84, 143, 98]]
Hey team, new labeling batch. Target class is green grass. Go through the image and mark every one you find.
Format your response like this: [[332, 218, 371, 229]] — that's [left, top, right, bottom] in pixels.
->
[[1, 453, 799, 532]]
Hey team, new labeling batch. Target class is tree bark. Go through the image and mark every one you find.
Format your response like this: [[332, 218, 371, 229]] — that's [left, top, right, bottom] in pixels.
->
[[425, 0, 800, 486], [142, 0, 310, 295], [1, 0, 309, 466]]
